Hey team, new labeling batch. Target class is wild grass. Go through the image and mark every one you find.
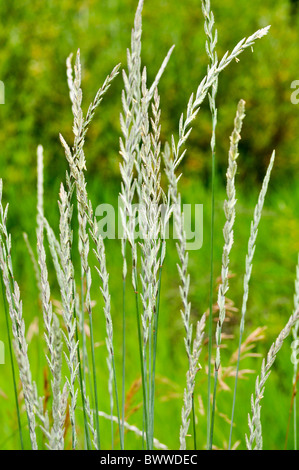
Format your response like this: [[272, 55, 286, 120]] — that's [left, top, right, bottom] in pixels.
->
[[0, 0, 298, 450]]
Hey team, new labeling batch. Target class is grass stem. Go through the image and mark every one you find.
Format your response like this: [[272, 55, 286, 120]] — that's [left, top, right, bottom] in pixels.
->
[[1, 272, 24, 450]]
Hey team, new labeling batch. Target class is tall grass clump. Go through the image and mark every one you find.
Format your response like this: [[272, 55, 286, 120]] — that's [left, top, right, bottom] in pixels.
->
[[0, 0, 298, 450]]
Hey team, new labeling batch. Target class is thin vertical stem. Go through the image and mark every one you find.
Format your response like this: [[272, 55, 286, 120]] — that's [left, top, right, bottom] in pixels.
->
[[133, 263, 150, 449], [209, 368, 218, 448], [121, 240, 127, 447], [150, 243, 164, 448], [292, 255, 299, 450], [88, 312, 101, 449], [207, 145, 216, 450], [80, 272, 87, 394], [148, 320, 152, 448], [192, 394, 197, 450], [201, 0, 218, 447], [1, 273, 24, 450], [246, 308, 299, 449], [228, 329, 243, 449], [229, 152, 275, 449], [294, 396, 297, 450], [74, 293, 92, 450], [111, 356, 123, 450], [211, 99, 245, 449]]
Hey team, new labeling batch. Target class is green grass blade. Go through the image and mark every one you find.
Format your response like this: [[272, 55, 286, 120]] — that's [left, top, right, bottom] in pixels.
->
[[1, 273, 24, 450]]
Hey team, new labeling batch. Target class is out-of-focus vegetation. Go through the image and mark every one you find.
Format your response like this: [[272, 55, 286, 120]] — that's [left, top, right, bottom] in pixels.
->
[[0, 0, 299, 450], [1, 0, 299, 201]]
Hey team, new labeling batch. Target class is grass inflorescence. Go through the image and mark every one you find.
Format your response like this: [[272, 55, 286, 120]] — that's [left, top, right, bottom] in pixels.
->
[[0, 0, 298, 451]]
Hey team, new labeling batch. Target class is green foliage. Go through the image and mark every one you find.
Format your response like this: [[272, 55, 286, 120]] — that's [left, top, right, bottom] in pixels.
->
[[0, 0, 298, 451], [0, 0, 299, 199]]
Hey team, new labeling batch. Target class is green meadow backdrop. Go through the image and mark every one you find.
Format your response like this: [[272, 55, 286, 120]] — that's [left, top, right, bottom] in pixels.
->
[[0, 0, 298, 450]]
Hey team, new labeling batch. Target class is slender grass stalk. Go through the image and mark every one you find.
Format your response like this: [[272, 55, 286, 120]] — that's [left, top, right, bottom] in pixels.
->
[[44, 178, 93, 449], [66, 53, 92, 450], [65, 144, 98, 449], [60, 128, 124, 448], [37, 227, 68, 450], [107, 352, 114, 448], [164, 134, 204, 449], [179, 314, 206, 449], [285, 368, 299, 449], [149, 93, 166, 449], [207, 146, 216, 449], [229, 151, 276, 449], [209, 368, 218, 449], [81, 380, 98, 449], [121, 270, 126, 447], [80, 271, 89, 420], [119, 1, 144, 443], [36, 145, 44, 237], [210, 99, 246, 448], [246, 308, 299, 450], [48, 318, 68, 450], [57, 183, 78, 449], [35, 146, 69, 450], [70, 49, 93, 448], [34, 145, 44, 398], [0, 180, 38, 449], [200, 0, 218, 448], [64, 50, 120, 450], [120, 1, 175, 450], [132, 251, 150, 450], [162, 18, 270, 449], [163, 154, 194, 447], [111, 355, 123, 449], [92, 223, 123, 450], [150, 237, 167, 447], [73, 292, 92, 449], [43, 211, 89, 449], [0, 272, 24, 449], [291, 255, 299, 450], [167, 24, 270, 178], [88, 313, 100, 447], [294, 370, 298, 450], [192, 393, 197, 450], [139, 83, 164, 449]]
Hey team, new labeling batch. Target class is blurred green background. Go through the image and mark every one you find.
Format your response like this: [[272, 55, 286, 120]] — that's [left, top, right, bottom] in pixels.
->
[[1, 0, 299, 231], [0, 0, 299, 450]]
